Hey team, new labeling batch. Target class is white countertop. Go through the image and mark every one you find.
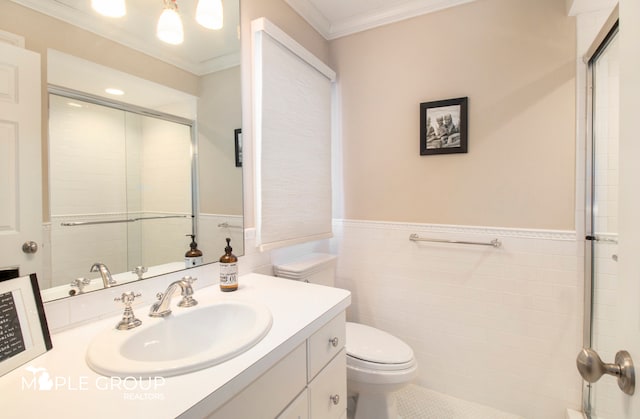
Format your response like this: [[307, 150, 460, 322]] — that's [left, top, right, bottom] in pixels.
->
[[0, 273, 351, 418]]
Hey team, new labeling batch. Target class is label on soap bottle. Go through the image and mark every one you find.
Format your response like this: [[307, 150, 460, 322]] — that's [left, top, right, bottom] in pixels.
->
[[219, 262, 238, 291], [185, 256, 203, 268]]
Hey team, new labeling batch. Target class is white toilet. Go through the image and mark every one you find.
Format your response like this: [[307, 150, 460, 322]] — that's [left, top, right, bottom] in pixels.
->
[[274, 253, 417, 419]]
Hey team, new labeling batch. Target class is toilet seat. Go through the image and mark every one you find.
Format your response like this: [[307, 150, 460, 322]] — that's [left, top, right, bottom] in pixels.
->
[[347, 354, 416, 372], [346, 322, 415, 368]]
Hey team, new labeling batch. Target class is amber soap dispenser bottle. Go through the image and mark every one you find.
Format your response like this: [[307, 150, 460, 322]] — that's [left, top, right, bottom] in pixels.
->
[[185, 234, 203, 268], [219, 238, 238, 292]]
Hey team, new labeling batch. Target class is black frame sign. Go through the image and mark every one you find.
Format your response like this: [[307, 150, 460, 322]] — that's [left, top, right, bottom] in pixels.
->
[[0, 274, 52, 377], [235, 128, 243, 167], [420, 96, 468, 155]]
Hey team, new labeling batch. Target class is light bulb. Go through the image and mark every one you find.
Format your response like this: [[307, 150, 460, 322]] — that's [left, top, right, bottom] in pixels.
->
[[157, 1, 184, 45], [196, 0, 223, 30], [105, 88, 124, 96], [91, 0, 126, 18]]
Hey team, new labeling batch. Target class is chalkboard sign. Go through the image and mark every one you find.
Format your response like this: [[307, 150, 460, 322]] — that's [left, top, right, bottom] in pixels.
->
[[0, 291, 27, 362], [0, 274, 52, 377]]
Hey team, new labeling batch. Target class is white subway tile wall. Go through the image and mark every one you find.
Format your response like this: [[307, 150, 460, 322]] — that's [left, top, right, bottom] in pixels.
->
[[331, 219, 583, 419], [44, 221, 583, 419]]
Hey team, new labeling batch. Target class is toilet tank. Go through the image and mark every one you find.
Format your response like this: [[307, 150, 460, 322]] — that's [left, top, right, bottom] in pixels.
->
[[273, 253, 337, 287]]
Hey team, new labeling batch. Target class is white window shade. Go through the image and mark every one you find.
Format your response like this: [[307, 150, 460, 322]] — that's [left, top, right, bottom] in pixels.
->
[[252, 18, 336, 252]]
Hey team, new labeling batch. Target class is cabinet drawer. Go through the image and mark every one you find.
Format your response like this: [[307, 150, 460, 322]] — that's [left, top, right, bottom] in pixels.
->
[[307, 312, 345, 380], [209, 343, 306, 419], [277, 389, 309, 419], [308, 348, 346, 419]]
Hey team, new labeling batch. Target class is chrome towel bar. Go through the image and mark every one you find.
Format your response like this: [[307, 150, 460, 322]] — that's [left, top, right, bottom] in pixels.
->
[[61, 214, 191, 227], [409, 233, 501, 248], [217, 222, 243, 228]]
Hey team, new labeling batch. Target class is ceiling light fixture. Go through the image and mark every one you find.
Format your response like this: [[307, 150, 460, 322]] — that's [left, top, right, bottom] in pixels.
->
[[196, 0, 224, 30], [91, 0, 126, 18], [157, 0, 184, 45], [105, 88, 124, 96]]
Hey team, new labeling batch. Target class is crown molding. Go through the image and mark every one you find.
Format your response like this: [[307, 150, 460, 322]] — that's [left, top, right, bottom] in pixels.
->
[[201, 52, 241, 74], [566, 0, 617, 16], [284, 0, 332, 39], [0, 29, 25, 47], [286, 0, 477, 40]]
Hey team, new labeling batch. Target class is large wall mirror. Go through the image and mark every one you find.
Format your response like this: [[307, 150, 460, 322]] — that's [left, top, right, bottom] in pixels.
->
[[0, 0, 243, 302]]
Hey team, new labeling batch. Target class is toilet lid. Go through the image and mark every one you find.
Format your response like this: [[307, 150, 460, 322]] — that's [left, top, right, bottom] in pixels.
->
[[346, 322, 414, 364]]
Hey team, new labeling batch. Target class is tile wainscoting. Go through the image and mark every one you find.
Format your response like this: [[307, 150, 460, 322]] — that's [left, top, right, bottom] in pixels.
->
[[41, 219, 585, 419], [330, 219, 584, 419]]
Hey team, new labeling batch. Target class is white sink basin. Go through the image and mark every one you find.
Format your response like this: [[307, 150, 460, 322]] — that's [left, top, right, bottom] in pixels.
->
[[86, 299, 273, 378]]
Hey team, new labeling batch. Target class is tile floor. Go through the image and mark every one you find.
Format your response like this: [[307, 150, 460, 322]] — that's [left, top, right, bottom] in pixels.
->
[[383, 384, 524, 419]]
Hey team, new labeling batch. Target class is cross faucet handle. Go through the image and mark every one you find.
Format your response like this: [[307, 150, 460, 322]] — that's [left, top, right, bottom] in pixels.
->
[[132, 266, 148, 280], [182, 276, 197, 285], [114, 292, 142, 330], [178, 276, 198, 308], [115, 291, 142, 305], [69, 277, 92, 295]]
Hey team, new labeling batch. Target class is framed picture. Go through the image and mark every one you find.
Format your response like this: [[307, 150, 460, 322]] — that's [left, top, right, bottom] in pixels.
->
[[0, 274, 52, 377], [234, 128, 243, 167], [420, 97, 468, 155]]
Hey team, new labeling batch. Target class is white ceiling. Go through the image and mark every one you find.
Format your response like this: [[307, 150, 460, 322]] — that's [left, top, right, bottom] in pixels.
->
[[13, 0, 520, 74], [285, 0, 478, 40], [11, 0, 240, 75], [10, 0, 598, 75]]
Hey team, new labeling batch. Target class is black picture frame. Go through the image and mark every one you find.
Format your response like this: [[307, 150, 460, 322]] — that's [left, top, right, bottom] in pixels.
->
[[420, 97, 468, 155], [234, 128, 242, 167], [0, 273, 52, 377]]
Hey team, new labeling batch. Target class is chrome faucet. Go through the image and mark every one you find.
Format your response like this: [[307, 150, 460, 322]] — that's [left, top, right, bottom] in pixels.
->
[[90, 262, 117, 288], [149, 276, 198, 317]]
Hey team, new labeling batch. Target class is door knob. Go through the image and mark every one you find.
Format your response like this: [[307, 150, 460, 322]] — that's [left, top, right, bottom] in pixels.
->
[[576, 348, 635, 395], [22, 241, 38, 254]]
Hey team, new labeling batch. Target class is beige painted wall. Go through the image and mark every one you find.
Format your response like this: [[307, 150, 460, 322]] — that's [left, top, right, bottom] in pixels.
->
[[198, 66, 243, 215], [329, 0, 577, 230], [240, 0, 330, 228]]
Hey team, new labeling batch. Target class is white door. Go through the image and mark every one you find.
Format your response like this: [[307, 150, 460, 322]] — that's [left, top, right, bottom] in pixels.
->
[[614, 0, 640, 416], [0, 42, 42, 279]]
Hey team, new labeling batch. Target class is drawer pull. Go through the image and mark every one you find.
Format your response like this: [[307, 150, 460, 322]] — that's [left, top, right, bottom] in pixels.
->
[[330, 394, 340, 405], [329, 337, 339, 347]]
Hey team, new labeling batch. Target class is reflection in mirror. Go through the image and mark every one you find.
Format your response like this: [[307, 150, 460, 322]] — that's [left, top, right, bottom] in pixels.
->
[[2, 0, 243, 302], [47, 91, 194, 299]]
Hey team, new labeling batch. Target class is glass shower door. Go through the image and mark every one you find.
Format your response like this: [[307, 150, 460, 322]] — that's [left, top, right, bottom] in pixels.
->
[[584, 28, 620, 419]]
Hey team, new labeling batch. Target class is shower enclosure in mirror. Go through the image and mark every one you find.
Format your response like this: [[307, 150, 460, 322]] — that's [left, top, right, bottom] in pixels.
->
[[47, 90, 195, 297]]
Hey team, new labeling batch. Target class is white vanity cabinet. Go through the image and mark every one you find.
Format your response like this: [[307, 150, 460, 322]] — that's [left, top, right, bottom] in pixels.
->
[[306, 311, 347, 419], [0, 274, 351, 419], [210, 312, 347, 419]]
